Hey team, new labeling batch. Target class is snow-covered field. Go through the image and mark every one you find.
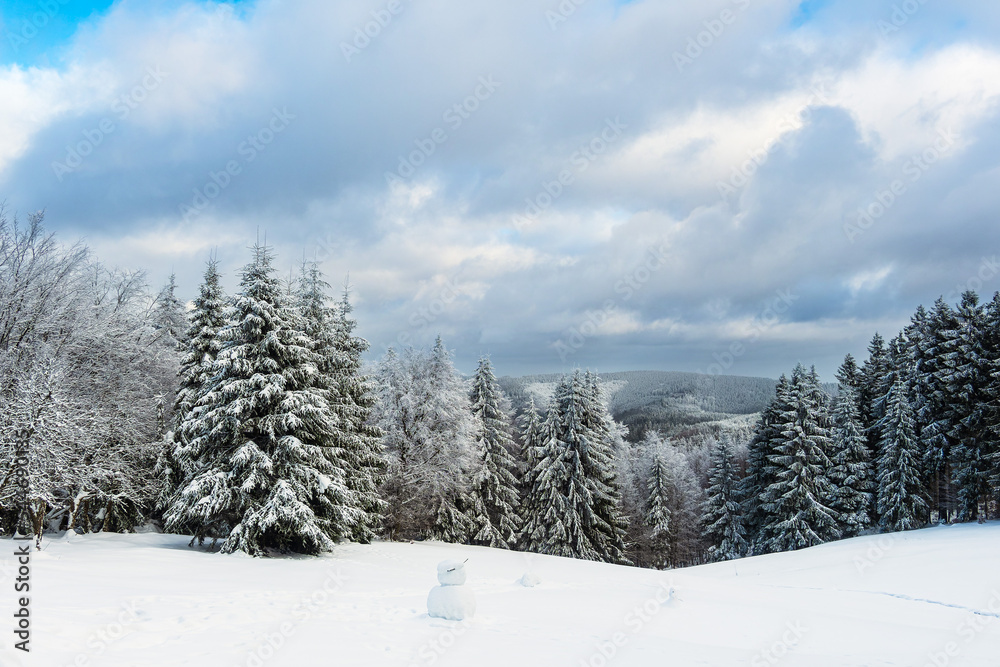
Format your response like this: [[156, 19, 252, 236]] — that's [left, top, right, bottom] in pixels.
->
[[4, 523, 1000, 666]]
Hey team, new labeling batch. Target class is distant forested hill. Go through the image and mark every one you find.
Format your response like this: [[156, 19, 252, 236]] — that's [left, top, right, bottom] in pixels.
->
[[498, 370, 836, 442]]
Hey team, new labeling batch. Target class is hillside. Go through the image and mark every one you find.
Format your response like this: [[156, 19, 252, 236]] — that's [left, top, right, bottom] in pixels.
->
[[7, 523, 999, 666], [498, 370, 782, 440]]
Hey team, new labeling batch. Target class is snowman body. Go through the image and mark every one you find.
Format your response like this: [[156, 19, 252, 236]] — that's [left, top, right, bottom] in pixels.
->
[[427, 560, 476, 621]]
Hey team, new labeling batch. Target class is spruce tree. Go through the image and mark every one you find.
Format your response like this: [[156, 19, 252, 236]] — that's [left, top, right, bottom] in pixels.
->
[[519, 372, 629, 564], [643, 439, 703, 568], [835, 354, 862, 394], [946, 292, 992, 521], [329, 287, 387, 542], [152, 272, 189, 350], [876, 377, 928, 532], [580, 372, 630, 563], [426, 337, 477, 542], [859, 333, 890, 460], [468, 357, 521, 548], [516, 397, 547, 532], [742, 374, 791, 553], [644, 452, 672, 567], [297, 265, 386, 542], [828, 385, 872, 537], [164, 260, 226, 527], [165, 244, 353, 556], [174, 259, 226, 430], [759, 365, 840, 553], [919, 298, 960, 522], [984, 293, 1000, 508], [702, 436, 747, 561]]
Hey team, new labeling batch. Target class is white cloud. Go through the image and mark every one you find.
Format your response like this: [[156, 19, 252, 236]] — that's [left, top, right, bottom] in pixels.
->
[[833, 44, 1000, 161], [3, 0, 1000, 377]]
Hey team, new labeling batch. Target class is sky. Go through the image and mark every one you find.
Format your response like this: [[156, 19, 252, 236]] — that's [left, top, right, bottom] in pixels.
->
[[1, 0, 1000, 379]]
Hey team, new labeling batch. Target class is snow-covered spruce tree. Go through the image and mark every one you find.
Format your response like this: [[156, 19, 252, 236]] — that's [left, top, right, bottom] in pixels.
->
[[947, 291, 992, 521], [426, 337, 478, 542], [702, 436, 747, 562], [741, 374, 791, 554], [984, 292, 1000, 506], [519, 372, 629, 564], [758, 365, 840, 553], [517, 397, 545, 484], [173, 259, 226, 430], [835, 353, 863, 395], [828, 385, 872, 537], [297, 264, 386, 542], [373, 340, 477, 541], [906, 302, 938, 517], [160, 259, 227, 519], [580, 372, 630, 562], [616, 433, 650, 566], [636, 433, 704, 568], [515, 397, 546, 529], [152, 272, 189, 351], [165, 244, 353, 556], [467, 357, 521, 548], [372, 347, 414, 537], [644, 451, 672, 567], [916, 298, 960, 522], [859, 333, 891, 460], [147, 272, 190, 495], [876, 377, 928, 532], [327, 285, 387, 542]]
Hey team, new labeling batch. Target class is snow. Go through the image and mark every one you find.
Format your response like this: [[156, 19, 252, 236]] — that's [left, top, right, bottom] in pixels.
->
[[4, 523, 1000, 666], [519, 571, 541, 587]]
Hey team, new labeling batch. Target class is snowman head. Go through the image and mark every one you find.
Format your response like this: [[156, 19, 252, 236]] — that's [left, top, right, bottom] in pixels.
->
[[436, 559, 468, 586]]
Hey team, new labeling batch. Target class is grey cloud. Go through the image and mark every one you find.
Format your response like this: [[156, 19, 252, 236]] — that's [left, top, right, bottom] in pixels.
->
[[3, 0, 1000, 382]]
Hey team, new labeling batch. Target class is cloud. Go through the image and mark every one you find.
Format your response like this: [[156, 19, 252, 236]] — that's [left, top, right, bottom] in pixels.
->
[[2, 0, 1000, 379]]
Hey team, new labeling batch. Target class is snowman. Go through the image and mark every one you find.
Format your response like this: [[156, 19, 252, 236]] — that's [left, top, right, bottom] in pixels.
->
[[427, 559, 476, 621]]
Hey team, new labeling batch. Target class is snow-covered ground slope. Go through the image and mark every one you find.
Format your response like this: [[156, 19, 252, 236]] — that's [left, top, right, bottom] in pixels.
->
[[4, 523, 1000, 666]]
